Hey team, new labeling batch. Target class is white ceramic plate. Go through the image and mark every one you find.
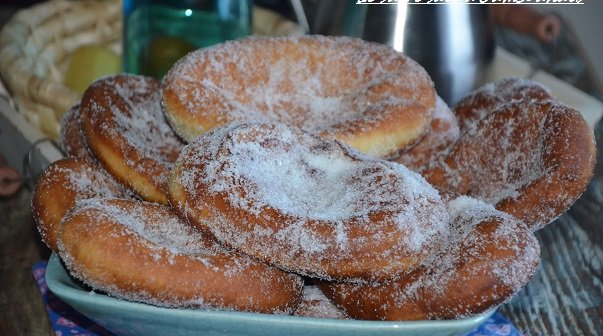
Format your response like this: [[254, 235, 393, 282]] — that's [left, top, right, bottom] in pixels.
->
[[45, 253, 496, 336]]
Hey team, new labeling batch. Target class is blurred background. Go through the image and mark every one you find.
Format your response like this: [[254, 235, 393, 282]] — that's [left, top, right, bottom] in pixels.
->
[[535, 2, 603, 81], [1, 1, 601, 78], [1, 1, 601, 90], [1, 0, 602, 141]]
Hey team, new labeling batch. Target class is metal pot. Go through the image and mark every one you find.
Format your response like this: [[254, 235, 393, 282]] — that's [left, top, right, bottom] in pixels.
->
[[307, 2, 496, 105]]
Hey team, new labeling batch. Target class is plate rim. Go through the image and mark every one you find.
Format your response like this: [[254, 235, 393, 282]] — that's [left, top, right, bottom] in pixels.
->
[[45, 253, 496, 332]]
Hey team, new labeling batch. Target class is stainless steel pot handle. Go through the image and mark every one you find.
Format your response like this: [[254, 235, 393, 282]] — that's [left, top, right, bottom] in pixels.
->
[[22, 138, 65, 191], [289, 0, 310, 33]]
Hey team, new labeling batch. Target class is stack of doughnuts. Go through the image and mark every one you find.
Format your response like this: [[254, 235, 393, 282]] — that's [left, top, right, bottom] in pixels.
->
[[32, 35, 596, 321], [35, 74, 304, 314]]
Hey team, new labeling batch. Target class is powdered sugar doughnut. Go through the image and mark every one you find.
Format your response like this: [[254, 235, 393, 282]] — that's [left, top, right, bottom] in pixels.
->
[[58, 198, 303, 313], [424, 100, 596, 231], [162, 35, 436, 158], [59, 104, 95, 161], [453, 77, 552, 133], [32, 158, 129, 252], [394, 96, 460, 172], [318, 196, 540, 321], [169, 123, 449, 281], [81, 75, 184, 204]]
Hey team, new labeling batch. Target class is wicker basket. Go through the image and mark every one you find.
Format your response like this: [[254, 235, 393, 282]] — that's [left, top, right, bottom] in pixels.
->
[[0, 0, 302, 139], [0, 0, 121, 138]]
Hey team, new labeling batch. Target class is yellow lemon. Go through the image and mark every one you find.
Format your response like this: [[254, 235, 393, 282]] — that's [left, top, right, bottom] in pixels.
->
[[65, 45, 121, 95], [141, 36, 195, 79]]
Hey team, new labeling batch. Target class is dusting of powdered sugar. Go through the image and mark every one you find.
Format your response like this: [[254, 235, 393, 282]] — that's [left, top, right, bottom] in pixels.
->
[[322, 194, 540, 320], [392, 195, 540, 317], [430, 89, 595, 231], [294, 286, 349, 319], [85, 199, 215, 258], [33, 158, 130, 252], [104, 75, 183, 163], [84, 75, 184, 191], [58, 198, 304, 312], [41, 159, 128, 206], [163, 35, 434, 141], [434, 100, 551, 205], [59, 104, 91, 160], [203, 124, 445, 223], [396, 96, 461, 172], [67, 166, 124, 202], [453, 77, 552, 133], [173, 123, 449, 280]]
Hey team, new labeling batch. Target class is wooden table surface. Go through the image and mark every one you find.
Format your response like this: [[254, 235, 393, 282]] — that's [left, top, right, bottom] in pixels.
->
[[500, 163, 603, 335], [495, 16, 603, 336], [0, 188, 52, 335]]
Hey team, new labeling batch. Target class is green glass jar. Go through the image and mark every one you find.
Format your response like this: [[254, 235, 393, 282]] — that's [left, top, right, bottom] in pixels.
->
[[123, 0, 252, 79]]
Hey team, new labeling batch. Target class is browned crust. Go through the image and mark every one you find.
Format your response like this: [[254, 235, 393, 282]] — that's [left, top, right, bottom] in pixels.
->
[[323, 101, 432, 159], [496, 103, 596, 230], [162, 36, 435, 158], [424, 100, 596, 231], [31, 158, 125, 252], [58, 199, 303, 313], [172, 168, 426, 281], [168, 124, 444, 281], [394, 98, 460, 171], [318, 203, 540, 321], [81, 75, 181, 205], [453, 77, 552, 133]]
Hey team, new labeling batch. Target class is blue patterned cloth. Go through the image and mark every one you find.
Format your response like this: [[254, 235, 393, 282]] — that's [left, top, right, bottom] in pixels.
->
[[466, 313, 525, 336], [33, 261, 524, 336], [32, 261, 113, 336]]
